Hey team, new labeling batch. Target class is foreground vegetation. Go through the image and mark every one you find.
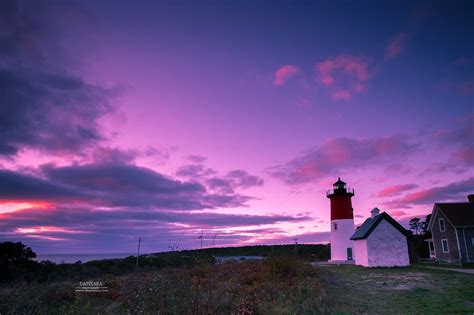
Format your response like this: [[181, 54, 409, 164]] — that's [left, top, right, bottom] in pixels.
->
[[2, 261, 474, 314], [1, 242, 473, 314], [0, 255, 328, 314], [0, 242, 329, 283]]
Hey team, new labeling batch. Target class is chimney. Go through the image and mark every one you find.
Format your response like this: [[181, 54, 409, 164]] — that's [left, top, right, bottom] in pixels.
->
[[468, 194, 474, 203], [370, 207, 380, 218]]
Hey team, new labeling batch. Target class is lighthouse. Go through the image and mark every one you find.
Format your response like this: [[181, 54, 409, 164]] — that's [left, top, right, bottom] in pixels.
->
[[326, 177, 355, 261]]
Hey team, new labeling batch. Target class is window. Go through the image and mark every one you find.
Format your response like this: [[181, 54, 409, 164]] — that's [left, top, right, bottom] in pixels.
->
[[439, 218, 445, 232], [333, 223, 338, 230], [429, 242, 434, 251], [441, 239, 449, 253]]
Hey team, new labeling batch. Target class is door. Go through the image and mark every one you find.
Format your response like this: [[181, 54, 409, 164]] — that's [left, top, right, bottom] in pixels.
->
[[347, 247, 353, 260]]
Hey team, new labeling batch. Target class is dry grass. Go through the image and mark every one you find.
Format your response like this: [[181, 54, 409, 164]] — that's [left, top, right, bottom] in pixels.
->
[[0, 256, 328, 314]]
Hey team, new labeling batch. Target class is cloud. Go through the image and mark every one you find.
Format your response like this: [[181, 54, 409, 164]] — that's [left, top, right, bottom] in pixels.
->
[[0, 162, 257, 211], [274, 65, 301, 86], [0, 68, 115, 157], [385, 177, 474, 207], [176, 164, 216, 178], [269, 135, 419, 185], [0, 1, 117, 158], [424, 116, 474, 173], [177, 158, 264, 194], [87, 147, 138, 164], [0, 169, 80, 201], [0, 205, 312, 252], [0, 207, 310, 232], [206, 170, 263, 194], [385, 32, 410, 59], [315, 55, 369, 100], [225, 169, 264, 189], [377, 184, 418, 197], [389, 210, 408, 218]]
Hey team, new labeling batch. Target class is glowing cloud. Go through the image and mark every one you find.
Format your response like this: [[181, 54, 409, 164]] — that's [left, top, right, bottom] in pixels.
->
[[315, 55, 370, 100], [274, 65, 301, 86]]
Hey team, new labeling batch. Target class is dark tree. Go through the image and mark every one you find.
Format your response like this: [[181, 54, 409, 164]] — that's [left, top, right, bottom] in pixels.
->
[[409, 217, 422, 235], [421, 214, 432, 234], [0, 242, 38, 282]]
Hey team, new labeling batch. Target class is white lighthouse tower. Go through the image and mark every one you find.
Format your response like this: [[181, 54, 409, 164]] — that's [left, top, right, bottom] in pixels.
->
[[326, 178, 355, 261]]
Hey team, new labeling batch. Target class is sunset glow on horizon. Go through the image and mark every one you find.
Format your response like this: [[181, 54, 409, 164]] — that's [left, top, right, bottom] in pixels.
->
[[0, 0, 473, 254]]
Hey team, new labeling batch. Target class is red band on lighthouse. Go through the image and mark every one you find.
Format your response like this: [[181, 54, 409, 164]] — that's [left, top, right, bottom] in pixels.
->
[[330, 196, 354, 220]]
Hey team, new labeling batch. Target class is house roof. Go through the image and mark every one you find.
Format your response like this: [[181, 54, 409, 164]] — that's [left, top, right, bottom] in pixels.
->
[[350, 211, 410, 240], [431, 203, 474, 228]]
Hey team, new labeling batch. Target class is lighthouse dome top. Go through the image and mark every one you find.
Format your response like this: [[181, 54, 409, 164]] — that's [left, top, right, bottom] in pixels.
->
[[326, 177, 354, 197], [333, 177, 346, 189]]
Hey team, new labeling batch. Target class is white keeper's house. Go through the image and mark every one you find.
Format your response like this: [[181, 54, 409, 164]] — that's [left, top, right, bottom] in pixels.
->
[[350, 208, 410, 267]]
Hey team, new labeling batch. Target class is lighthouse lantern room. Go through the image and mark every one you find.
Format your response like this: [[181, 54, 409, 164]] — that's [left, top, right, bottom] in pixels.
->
[[326, 177, 355, 261]]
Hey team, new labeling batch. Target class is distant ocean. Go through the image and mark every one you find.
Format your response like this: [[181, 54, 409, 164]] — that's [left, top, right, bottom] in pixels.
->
[[36, 253, 136, 264]]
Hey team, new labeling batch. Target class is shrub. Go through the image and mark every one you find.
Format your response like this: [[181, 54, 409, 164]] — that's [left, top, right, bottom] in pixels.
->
[[0, 242, 39, 282]]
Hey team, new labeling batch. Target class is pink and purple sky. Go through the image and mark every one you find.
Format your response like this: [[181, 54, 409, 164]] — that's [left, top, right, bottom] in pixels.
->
[[0, 0, 473, 254]]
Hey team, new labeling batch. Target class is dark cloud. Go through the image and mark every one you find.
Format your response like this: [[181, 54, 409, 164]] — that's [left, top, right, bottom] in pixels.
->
[[0, 62, 114, 157], [88, 147, 138, 164], [176, 164, 216, 178], [42, 164, 203, 195], [0, 169, 79, 201], [226, 169, 264, 188], [269, 135, 419, 185], [0, 207, 310, 231], [0, 163, 256, 210], [0, 0, 115, 157], [206, 170, 264, 194], [177, 158, 264, 195]]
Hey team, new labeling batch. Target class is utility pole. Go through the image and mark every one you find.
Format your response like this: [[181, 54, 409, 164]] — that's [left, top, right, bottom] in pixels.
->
[[135, 237, 141, 269], [198, 229, 203, 250], [175, 232, 184, 251], [293, 238, 298, 256], [212, 235, 217, 248]]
